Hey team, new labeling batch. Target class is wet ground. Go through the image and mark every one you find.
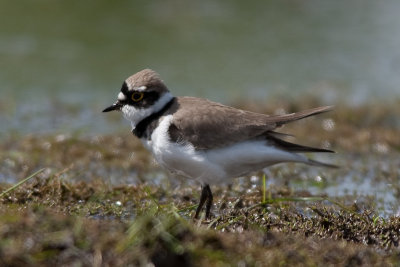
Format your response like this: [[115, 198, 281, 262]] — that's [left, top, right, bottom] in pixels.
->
[[1, 100, 399, 266]]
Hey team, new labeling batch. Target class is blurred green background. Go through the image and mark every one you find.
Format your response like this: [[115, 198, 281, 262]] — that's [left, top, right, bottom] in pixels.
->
[[1, 0, 400, 134]]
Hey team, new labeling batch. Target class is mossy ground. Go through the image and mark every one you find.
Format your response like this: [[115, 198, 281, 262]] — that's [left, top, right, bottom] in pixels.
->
[[1, 100, 400, 266]]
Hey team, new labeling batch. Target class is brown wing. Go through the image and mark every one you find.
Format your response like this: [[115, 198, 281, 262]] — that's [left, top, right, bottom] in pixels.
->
[[169, 97, 333, 150]]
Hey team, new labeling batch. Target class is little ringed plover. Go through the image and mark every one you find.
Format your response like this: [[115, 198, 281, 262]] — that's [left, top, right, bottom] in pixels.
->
[[103, 69, 335, 219]]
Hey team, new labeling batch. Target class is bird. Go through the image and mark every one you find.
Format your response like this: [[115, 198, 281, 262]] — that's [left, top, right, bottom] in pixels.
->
[[103, 69, 335, 219]]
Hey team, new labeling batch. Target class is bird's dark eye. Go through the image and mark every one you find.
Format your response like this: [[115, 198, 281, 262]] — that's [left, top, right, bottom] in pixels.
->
[[131, 92, 144, 102]]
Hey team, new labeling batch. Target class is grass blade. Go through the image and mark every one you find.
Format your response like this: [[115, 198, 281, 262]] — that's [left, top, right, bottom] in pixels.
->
[[0, 168, 46, 198], [263, 174, 266, 203], [263, 196, 326, 204]]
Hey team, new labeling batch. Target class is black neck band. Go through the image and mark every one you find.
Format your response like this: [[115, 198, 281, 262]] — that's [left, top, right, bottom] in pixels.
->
[[132, 97, 176, 139]]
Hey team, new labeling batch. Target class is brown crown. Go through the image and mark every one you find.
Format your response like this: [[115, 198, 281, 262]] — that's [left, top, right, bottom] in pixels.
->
[[125, 69, 169, 93]]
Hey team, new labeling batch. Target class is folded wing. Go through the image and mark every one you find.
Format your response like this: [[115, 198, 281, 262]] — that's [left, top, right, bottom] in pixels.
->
[[169, 97, 333, 151]]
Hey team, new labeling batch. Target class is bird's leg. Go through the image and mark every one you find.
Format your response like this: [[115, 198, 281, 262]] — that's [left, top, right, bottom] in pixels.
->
[[204, 185, 213, 219], [194, 184, 213, 219]]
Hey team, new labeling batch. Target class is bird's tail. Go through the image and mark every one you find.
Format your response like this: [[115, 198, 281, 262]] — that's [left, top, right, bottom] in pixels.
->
[[266, 134, 338, 168], [307, 159, 339, 169], [266, 106, 334, 127], [267, 135, 334, 153]]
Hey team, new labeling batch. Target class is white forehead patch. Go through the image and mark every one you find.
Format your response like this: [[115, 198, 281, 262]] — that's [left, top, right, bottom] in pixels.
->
[[118, 92, 126, 101]]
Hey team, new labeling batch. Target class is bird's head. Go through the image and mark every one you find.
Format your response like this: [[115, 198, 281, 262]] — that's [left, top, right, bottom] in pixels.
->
[[103, 69, 174, 127]]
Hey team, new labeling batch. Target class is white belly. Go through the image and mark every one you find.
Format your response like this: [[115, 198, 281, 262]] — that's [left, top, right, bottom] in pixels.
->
[[143, 115, 308, 184], [143, 115, 223, 182]]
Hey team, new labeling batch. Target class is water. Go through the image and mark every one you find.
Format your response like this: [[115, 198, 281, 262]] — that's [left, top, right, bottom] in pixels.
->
[[1, 0, 400, 134], [288, 154, 400, 217]]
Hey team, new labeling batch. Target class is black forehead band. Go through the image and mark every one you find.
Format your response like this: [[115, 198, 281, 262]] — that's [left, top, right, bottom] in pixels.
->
[[121, 82, 129, 94]]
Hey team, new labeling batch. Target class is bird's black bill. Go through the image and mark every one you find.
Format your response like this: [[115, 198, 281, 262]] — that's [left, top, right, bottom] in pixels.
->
[[102, 102, 122, 112]]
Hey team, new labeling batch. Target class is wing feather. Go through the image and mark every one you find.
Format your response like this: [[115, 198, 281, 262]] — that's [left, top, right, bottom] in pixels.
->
[[169, 97, 332, 150]]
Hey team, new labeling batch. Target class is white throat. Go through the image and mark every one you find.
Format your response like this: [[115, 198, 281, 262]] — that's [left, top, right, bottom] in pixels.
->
[[121, 92, 174, 130]]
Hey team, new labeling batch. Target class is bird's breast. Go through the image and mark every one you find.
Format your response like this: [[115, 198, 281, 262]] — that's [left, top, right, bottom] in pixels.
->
[[142, 115, 224, 180]]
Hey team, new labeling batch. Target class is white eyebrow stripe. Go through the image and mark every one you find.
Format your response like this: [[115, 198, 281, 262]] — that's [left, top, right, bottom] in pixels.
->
[[135, 86, 147, 91], [118, 92, 126, 100]]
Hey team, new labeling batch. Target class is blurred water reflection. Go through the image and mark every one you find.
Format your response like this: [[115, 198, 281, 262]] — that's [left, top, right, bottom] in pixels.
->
[[1, 0, 400, 133]]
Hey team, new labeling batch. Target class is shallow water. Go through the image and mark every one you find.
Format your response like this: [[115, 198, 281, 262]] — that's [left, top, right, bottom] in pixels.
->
[[286, 154, 400, 217]]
